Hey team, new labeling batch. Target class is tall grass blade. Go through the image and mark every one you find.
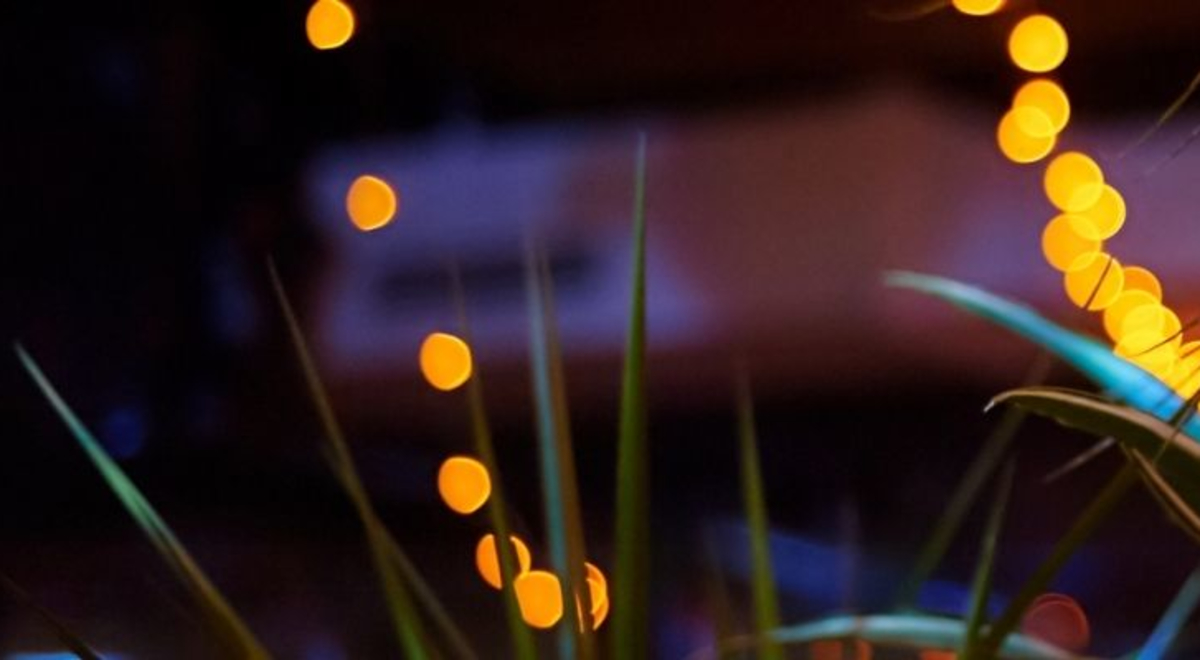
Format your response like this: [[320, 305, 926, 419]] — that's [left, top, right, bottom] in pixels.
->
[[1, 574, 102, 660], [525, 246, 593, 659], [706, 614, 1083, 660], [734, 369, 783, 660], [886, 271, 1200, 439], [867, 0, 950, 22], [268, 261, 467, 660], [15, 344, 271, 660], [893, 353, 1048, 609], [612, 133, 651, 660], [450, 267, 538, 660], [1138, 563, 1200, 660], [979, 464, 1138, 656], [962, 460, 1015, 660]]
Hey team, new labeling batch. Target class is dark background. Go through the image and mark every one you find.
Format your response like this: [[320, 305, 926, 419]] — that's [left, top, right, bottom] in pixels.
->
[[4, 1, 1200, 657]]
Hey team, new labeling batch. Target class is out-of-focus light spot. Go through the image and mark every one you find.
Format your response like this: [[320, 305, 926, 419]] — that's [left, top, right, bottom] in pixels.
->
[[1013, 79, 1070, 134], [810, 639, 872, 660], [1041, 214, 1101, 272], [420, 332, 473, 391], [1020, 593, 1091, 653], [101, 405, 148, 459], [574, 563, 609, 631], [345, 174, 397, 231], [952, 0, 1004, 16], [1171, 342, 1200, 398], [586, 561, 607, 596], [1115, 331, 1177, 378], [1044, 152, 1104, 212], [475, 533, 533, 589], [1072, 185, 1126, 239], [437, 456, 491, 514], [515, 570, 565, 628], [997, 107, 1056, 163], [306, 0, 355, 50], [1120, 304, 1181, 348], [591, 585, 610, 629], [1063, 254, 1123, 310], [1120, 266, 1163, 301], [1008, 14, 1068, 73], [1103, 290, 1159, 342]]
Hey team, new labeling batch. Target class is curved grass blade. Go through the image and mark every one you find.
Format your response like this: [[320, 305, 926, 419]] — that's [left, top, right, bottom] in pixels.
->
[[707, 614, 1089, 659], [735, 369, 783, 660], [979, 464, 1139, 656], [268, 262, 466, 660], [991, 386, 1200, 540], [450, 267, 537, 660], [612, 133, 651, 660], [894, 355, 1048, 610], [1, 574, 102, 660], [1138, 563, 1200, 660], [525, 246, 593, 659], [15, 345, 271, 660], [885, 271, 1200, 440]]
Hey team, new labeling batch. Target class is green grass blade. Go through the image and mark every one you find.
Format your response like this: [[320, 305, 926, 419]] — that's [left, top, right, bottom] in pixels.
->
[[268, 261, 465, 660], [962, 460, 1015, 660], [1123, 68, 1200, 157], [992, 386, 1200, 541], [735, 369, 783, 660], [450, 267, 538, 660], [885, 271, 1200, 440], [1, 574, 102, 660], [894, 391, 1032, 609], [524, 246, 593, 659], [612, 133, 651, 660], [15, 345, 271, 660], [709, 614, 1085, 659], [979, 464, 1138, 656]]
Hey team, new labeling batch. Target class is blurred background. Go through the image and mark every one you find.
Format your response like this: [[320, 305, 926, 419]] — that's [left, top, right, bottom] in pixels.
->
[[4, 0, 1200, 657]]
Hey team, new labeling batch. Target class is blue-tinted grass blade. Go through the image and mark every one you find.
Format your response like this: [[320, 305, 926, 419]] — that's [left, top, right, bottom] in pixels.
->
[[0, 574, 102, 660], [268, 261, 464, 660], [963, 460, 1015, 660], [705, 614, 1087, 660], [735, 369, 783, 660], [524, 245, 593, 659], [885, 271, 1200, 440], [612, 133, 651, 660], [449, 265, 538, 660], [1123, 68, 1200, 158], [15, 345, 271, 660], [1138, 564, 1200, 660]]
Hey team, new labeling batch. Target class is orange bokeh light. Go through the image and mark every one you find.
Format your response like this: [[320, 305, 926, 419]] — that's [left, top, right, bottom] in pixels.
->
[[437, 456, 491, 514], [306, 0, 356, 50], [475, 534, 533, 589], [515, 570, 565, 629], [419, 332, 473, 391]]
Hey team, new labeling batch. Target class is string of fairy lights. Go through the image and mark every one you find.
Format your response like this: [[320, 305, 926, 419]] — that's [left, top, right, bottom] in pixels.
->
[[958, 0, 1200, 399], [304, 0, 610, 633]]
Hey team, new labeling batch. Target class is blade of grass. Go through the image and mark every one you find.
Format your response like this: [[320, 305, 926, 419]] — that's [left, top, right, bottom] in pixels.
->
[[893, 354, 1048, 610], [867, 0, 949, 22], [1122, 68, 1200, 158], [1, 573, 102, 660], [449, 265, 538, 660], [1138, 563, 1200, 660], [525, 245, 593, 659], [15, 344, 271, 660], [962, 460, 1015, 660], [735, 368, 783, 660], [612, 133, 651, 660], [702, 614, 1085, 660], [979, 463, 1139, 656], [268, 261, 468, 660]]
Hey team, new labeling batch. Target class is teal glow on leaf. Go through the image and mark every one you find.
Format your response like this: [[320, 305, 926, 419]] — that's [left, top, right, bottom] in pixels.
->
[[886, 272, 1200, 439]]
